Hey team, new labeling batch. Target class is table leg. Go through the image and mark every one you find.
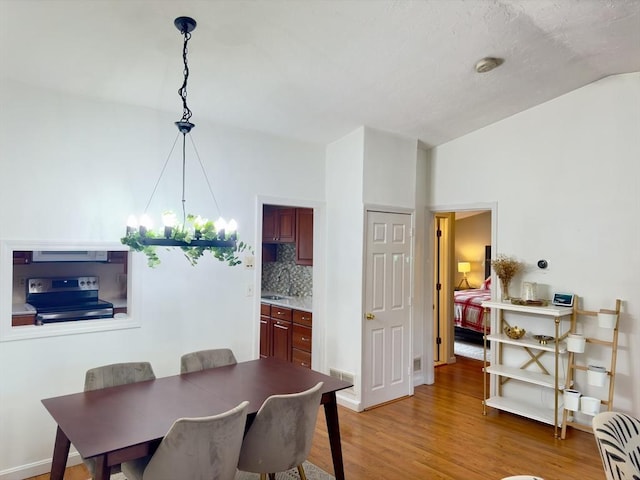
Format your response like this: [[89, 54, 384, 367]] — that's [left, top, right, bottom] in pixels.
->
[[94, 455, 109, 480], [50, 426, 70, 480], [323, 392, 345, 480]]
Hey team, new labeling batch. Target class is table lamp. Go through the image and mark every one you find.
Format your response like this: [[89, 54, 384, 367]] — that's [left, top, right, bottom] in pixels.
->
[[457, 262, 471, 289]]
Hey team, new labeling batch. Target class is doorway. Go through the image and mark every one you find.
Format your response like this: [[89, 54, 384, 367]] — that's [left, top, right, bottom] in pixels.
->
[[432, 207, 494, 365]]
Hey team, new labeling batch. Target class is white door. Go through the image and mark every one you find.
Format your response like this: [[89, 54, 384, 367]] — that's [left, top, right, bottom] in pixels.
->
[[362, 210, 412, 409]]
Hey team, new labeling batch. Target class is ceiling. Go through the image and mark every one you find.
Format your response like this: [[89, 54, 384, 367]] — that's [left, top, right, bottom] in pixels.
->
[[1, 0, 638, 147]]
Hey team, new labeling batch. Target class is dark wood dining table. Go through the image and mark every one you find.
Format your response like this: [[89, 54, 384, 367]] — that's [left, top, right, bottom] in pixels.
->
[[42, 357, 352, 480]]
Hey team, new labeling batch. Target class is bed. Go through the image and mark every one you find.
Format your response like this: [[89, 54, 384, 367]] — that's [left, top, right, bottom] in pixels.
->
[[454, 245, 491, 344], [454, 279, 491, 338]]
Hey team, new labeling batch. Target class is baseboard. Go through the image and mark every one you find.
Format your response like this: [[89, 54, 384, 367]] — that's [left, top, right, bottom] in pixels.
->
[[336, 391, 362, 412], [0, 452, 82, 480]]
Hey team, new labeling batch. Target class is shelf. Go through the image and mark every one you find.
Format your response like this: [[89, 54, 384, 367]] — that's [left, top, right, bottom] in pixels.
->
[[485, 365, 565, 389], [482, 301, 574, 318], [485, 396, 562, 426], [486, 334, 568, 353]]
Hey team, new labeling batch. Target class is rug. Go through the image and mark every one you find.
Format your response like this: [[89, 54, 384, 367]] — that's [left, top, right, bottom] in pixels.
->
[[454, 340, 484, 361], [105, 461, 335, 480]]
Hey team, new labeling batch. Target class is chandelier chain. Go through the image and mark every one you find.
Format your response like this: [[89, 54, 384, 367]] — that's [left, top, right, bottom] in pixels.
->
[[178, 30, 193, 123]]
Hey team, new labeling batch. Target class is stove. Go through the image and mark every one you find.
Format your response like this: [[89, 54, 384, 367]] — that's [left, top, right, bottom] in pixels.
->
[[26, 276, 114, 324]]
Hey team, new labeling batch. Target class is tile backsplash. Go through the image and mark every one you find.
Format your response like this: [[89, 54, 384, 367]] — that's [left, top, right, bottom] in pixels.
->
[[261, 244, 312, 297]]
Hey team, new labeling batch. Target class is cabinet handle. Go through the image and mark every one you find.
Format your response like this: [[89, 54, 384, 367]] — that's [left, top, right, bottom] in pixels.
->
[[301, 363, 308, 367], [301, 337, 308, 341]]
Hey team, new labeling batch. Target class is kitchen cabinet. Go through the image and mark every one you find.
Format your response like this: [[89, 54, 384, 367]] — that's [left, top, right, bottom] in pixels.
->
[[12, 314, 35, 326], [13, 251, 32, 264], [481, 300, 573, 438], [260, 303, 311, 367], [263, 206, 296, 243], [260, 303, 272, 358], [292, 309, 312, 368], [260, 303, 293, 362], [295, 208, 313, 266]]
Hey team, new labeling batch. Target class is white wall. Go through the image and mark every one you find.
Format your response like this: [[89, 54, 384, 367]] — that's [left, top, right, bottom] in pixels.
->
[[325, 126, 427, 407], [0, 81, 325, 478], [429, 73, 640, 415]]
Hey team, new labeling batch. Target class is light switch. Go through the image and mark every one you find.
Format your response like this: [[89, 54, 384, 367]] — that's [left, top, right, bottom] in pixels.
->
[[244, 255, 255, 269]]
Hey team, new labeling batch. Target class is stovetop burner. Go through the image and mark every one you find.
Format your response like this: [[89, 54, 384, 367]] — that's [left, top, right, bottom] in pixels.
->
[[26, 276, 114, 324]]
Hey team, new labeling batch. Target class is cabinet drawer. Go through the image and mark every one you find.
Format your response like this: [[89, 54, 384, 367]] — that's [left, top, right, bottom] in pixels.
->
[[12, 314, 35, 326], [293, 324, 312, 351], [293, 309, 312, 327], [271, 306, 292, 321], [260, 303, 271, 316], [293, 348, 311, 369]]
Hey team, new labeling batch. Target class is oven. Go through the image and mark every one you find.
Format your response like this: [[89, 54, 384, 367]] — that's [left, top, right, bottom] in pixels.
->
[[26, 276, 114, 325]]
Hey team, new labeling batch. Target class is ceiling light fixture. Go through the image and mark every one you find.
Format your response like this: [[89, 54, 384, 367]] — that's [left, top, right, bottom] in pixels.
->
[[475, 57, 504, 73], [121, 16, 249, 267]]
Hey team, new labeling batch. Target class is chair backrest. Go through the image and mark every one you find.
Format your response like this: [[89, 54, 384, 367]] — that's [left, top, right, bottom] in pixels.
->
[[142, 401, 249, 480], [84, 362, 156, 391], [592, 411, 640, 480], [237, 382, 323, 474], [180, 348, 237, 374]]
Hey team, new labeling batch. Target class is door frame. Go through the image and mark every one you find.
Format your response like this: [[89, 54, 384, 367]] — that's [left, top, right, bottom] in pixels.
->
[[361, 206, 415, 409], [428, 202, 497, 366]]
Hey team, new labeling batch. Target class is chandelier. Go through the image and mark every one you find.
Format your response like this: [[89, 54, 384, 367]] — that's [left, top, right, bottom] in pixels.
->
[[121, 17, 249, 267]]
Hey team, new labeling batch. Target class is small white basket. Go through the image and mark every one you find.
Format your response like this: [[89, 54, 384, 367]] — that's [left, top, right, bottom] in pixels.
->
[[597, 311, 618, 329], [587, 365, 608, 387], [566, 334, 586, 353]]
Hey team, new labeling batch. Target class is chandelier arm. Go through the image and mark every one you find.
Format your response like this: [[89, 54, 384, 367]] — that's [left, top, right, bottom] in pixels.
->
[[143, 132, 181, 213], [188, 133, 222, 218]]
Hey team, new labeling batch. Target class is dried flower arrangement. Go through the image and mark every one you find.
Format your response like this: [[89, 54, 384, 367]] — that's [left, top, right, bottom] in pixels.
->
[[491, 254, 524, 300]]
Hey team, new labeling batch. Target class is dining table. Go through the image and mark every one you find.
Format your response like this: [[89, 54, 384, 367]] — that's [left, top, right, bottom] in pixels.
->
[[42, 357, 352, 480]]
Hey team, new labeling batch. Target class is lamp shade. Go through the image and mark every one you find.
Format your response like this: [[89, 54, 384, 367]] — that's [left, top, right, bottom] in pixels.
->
[[458, 262, 471, 274]]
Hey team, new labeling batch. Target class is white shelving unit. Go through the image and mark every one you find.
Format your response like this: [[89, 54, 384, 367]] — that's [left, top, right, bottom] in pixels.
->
[[481, 300, 574, 438]]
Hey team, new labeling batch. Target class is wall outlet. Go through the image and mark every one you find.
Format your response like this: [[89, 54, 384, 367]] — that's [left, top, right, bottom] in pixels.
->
[[244, 255, 255, 269]]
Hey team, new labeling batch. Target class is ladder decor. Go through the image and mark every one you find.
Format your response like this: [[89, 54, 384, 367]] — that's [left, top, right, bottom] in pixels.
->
[[560, 298, 622, 439]]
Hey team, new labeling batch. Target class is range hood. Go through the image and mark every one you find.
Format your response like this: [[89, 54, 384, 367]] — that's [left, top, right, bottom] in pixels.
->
[[31, 250, 108, 262]]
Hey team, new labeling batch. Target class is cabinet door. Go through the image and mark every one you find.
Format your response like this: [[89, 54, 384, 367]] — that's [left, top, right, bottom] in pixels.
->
[[271, 318, 292, 362], [262, 206, 278, 242], [260, 315, 271, 358], [13, 251, 32, 264], [295, 208, 313, 266], [277, 208, 296, 243]]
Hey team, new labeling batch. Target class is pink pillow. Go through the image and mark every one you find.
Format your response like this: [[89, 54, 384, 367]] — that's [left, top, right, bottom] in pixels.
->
[[482, 277, 491, 290]]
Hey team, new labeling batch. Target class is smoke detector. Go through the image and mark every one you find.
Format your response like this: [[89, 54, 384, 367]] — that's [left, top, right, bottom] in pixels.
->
[[475, 57, 504, 73]]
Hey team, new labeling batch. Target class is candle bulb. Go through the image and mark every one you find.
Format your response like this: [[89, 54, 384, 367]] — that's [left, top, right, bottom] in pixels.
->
[[126, 215, 138, 236]]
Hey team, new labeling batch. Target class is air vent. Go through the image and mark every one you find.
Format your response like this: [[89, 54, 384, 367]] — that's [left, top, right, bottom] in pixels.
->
[[413, 357, 422, 372], [329, 368, 355, 394]]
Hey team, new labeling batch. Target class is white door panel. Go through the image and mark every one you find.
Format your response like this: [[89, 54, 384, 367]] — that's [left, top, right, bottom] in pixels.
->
[[363, 211, 412, 408]]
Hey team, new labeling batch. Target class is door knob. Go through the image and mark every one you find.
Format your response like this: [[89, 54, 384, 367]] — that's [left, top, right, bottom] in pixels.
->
[[365, 313, 375, 320]]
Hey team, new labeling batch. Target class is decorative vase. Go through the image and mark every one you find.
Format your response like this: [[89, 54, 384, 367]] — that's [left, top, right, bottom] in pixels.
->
[[500, 278, 511, 300]]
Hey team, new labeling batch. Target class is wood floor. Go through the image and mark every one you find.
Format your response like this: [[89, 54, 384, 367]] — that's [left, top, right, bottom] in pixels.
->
[[27, 356, 604, 480]]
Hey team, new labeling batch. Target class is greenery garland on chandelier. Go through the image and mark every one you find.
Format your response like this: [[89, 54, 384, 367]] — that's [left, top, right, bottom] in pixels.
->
[[121, 214, 252, 268]]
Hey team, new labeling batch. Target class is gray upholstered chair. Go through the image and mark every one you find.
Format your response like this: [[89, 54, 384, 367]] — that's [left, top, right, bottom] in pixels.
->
[[180, 348, 237, 374], [84, 361, 156, 391], [83, 362, 156, 476], [121, 401, 249, 480], [237, 382, 323, 480], [592, 411, 640, 480]]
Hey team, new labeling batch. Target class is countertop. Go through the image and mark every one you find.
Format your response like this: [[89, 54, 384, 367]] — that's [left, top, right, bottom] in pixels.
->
[[260, 292, 312, 313]]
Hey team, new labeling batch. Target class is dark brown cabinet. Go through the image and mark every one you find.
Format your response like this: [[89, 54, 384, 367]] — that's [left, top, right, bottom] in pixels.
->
[[263, 206, 296, 243], [13, 251, 32, 264], [292, 309, 312, 368], [260, 303, 293, 362], [11, 314, 35, 326], [295, 208, 313, 266], [260, 303, 311, 367]]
